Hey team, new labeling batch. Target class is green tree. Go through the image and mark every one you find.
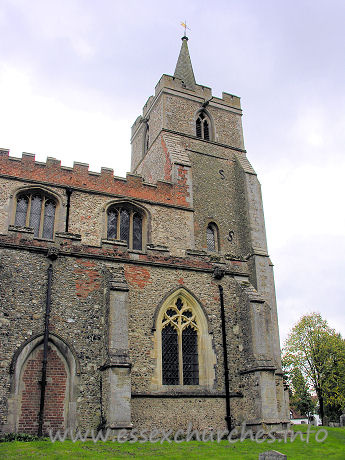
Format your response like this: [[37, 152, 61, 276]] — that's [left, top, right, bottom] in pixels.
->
[[323, 333, 345, 420], [283, 313, 345, 425], [290, 367, 316, 418]]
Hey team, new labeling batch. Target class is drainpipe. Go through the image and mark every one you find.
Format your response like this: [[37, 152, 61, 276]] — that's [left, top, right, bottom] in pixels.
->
[[218, 284, 232, 433], [65, 188, 72, 232], [38, 263, 53, 437]]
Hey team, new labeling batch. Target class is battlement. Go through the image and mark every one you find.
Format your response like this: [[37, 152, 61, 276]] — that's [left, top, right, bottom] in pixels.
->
[[155, 74, 211, 101], [0, 149, 191, 208], [153, 74, 241, 110], [131, 75, 241, 138]]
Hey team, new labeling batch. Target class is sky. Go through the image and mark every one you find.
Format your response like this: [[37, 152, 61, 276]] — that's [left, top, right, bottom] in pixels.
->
[[1, 0, 344, 347]]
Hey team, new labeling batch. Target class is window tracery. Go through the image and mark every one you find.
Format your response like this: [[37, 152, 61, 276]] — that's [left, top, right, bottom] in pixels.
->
[[162, 297, 199, 385], [196, 111, 211, 141], [152, 288, 216, 389]]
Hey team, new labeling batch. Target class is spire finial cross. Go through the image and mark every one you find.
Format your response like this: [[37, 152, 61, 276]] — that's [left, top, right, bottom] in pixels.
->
[[180, 21, 191, 37]]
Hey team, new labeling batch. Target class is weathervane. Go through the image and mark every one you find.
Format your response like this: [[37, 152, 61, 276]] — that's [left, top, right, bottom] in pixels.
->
[[180, 21, 191, 37]]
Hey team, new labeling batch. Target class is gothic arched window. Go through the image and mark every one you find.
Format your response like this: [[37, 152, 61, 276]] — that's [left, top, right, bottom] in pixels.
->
[[162, 297, 199, 385], [15, 192, 56, 239], [196, 111, 211, 141], [206, 222, 219, 252], [153, 288, 216, 388], [107, 204, 144, 250]]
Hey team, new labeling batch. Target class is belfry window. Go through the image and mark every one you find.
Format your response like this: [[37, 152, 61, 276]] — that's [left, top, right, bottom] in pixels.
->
[[196, 112, 211, 141], [206, 223, 218, 252], [107, 204, 143, 250], [15, 192, 56, 239], [162, 297, 199, 385]]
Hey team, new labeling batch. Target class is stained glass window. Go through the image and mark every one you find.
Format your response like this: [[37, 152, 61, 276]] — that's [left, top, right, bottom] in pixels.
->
[[132, 213, 142, 250], [15, 196, 28, 226], [162, 324, 179, 385], [107, 205, 144, 250], [42, 200, 56, 239], [29, 195, 42, 237], [161, 301, 199, 385], [15, 192, 56, 239], [182, 327, 199, 385], [107, 210, 118, 240], [120, 209, 130, 244]]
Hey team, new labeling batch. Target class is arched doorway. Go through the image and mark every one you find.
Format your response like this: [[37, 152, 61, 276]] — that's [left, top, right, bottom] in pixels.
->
[[18, 343, 68, 435], [5, 333, 79, 435]]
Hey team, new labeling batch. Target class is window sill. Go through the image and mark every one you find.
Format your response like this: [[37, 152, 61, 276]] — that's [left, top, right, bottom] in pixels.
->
[[101, 238, 128, 247], [185, 249, 207, 257], [147, 244, 169, 253], [101, 239, 146, 254], [8, 225, 34, 234], [127, 249, 145, 255], [8, 225, 55, 242], [55, 232, 81, 241], [34, 237, 55, 243]]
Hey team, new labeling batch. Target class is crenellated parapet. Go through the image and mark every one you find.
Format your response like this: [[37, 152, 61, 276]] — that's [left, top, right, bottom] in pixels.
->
[[154, 74, 241, 111], [0, 149, 191, 208]]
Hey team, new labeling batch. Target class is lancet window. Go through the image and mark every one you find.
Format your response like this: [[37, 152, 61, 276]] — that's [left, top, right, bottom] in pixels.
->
[[196, 111, 211, 141], [206, 223, 219, 252]]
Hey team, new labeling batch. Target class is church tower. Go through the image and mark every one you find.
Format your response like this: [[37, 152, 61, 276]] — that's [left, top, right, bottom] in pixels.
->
[[0, 35, 290, 437], [130, 35, 289, 430]]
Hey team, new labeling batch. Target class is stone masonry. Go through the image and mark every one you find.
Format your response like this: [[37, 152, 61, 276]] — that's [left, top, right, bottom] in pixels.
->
[[0, 36, 289, 436]]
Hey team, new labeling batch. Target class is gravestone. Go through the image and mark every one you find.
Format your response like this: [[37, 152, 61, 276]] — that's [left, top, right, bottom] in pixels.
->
[[340, 414, 345, 427]]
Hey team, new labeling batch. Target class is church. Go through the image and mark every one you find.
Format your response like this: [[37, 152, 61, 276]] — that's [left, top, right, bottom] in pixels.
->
[[0, 35, 289, 436]]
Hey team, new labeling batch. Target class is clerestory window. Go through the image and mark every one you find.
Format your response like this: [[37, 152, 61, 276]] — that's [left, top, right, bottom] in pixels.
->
[[107, 204, 144, 251], [196, 111, 211, 141], [162, 297, 199, 385], [14, 192, 56, 239]]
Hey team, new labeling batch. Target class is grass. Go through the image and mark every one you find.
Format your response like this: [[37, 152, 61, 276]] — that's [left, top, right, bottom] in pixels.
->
[[0, 425, 344, 459]]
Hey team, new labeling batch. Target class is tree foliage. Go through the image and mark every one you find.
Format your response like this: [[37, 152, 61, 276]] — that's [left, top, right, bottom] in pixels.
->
[[290, 367, 315, 417], [283, 313, 345, 423]]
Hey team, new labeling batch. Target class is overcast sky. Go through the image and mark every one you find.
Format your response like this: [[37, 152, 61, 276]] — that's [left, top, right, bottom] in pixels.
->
[[1, 0, 344, 347]]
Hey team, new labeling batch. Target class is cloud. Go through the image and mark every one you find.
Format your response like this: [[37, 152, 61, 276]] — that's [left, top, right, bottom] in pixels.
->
[[0, 0, 344, 348], [0, 64, 131, 175], [5, 0, 96, 58], [276, 234, 345, 346]]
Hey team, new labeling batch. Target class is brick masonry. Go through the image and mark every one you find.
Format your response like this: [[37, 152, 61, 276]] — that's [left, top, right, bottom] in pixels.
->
[[18, 346, 67, 435]]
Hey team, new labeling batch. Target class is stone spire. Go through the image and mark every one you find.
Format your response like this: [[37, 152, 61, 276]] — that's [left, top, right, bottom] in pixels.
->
[[174, 36, 196, 90]]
